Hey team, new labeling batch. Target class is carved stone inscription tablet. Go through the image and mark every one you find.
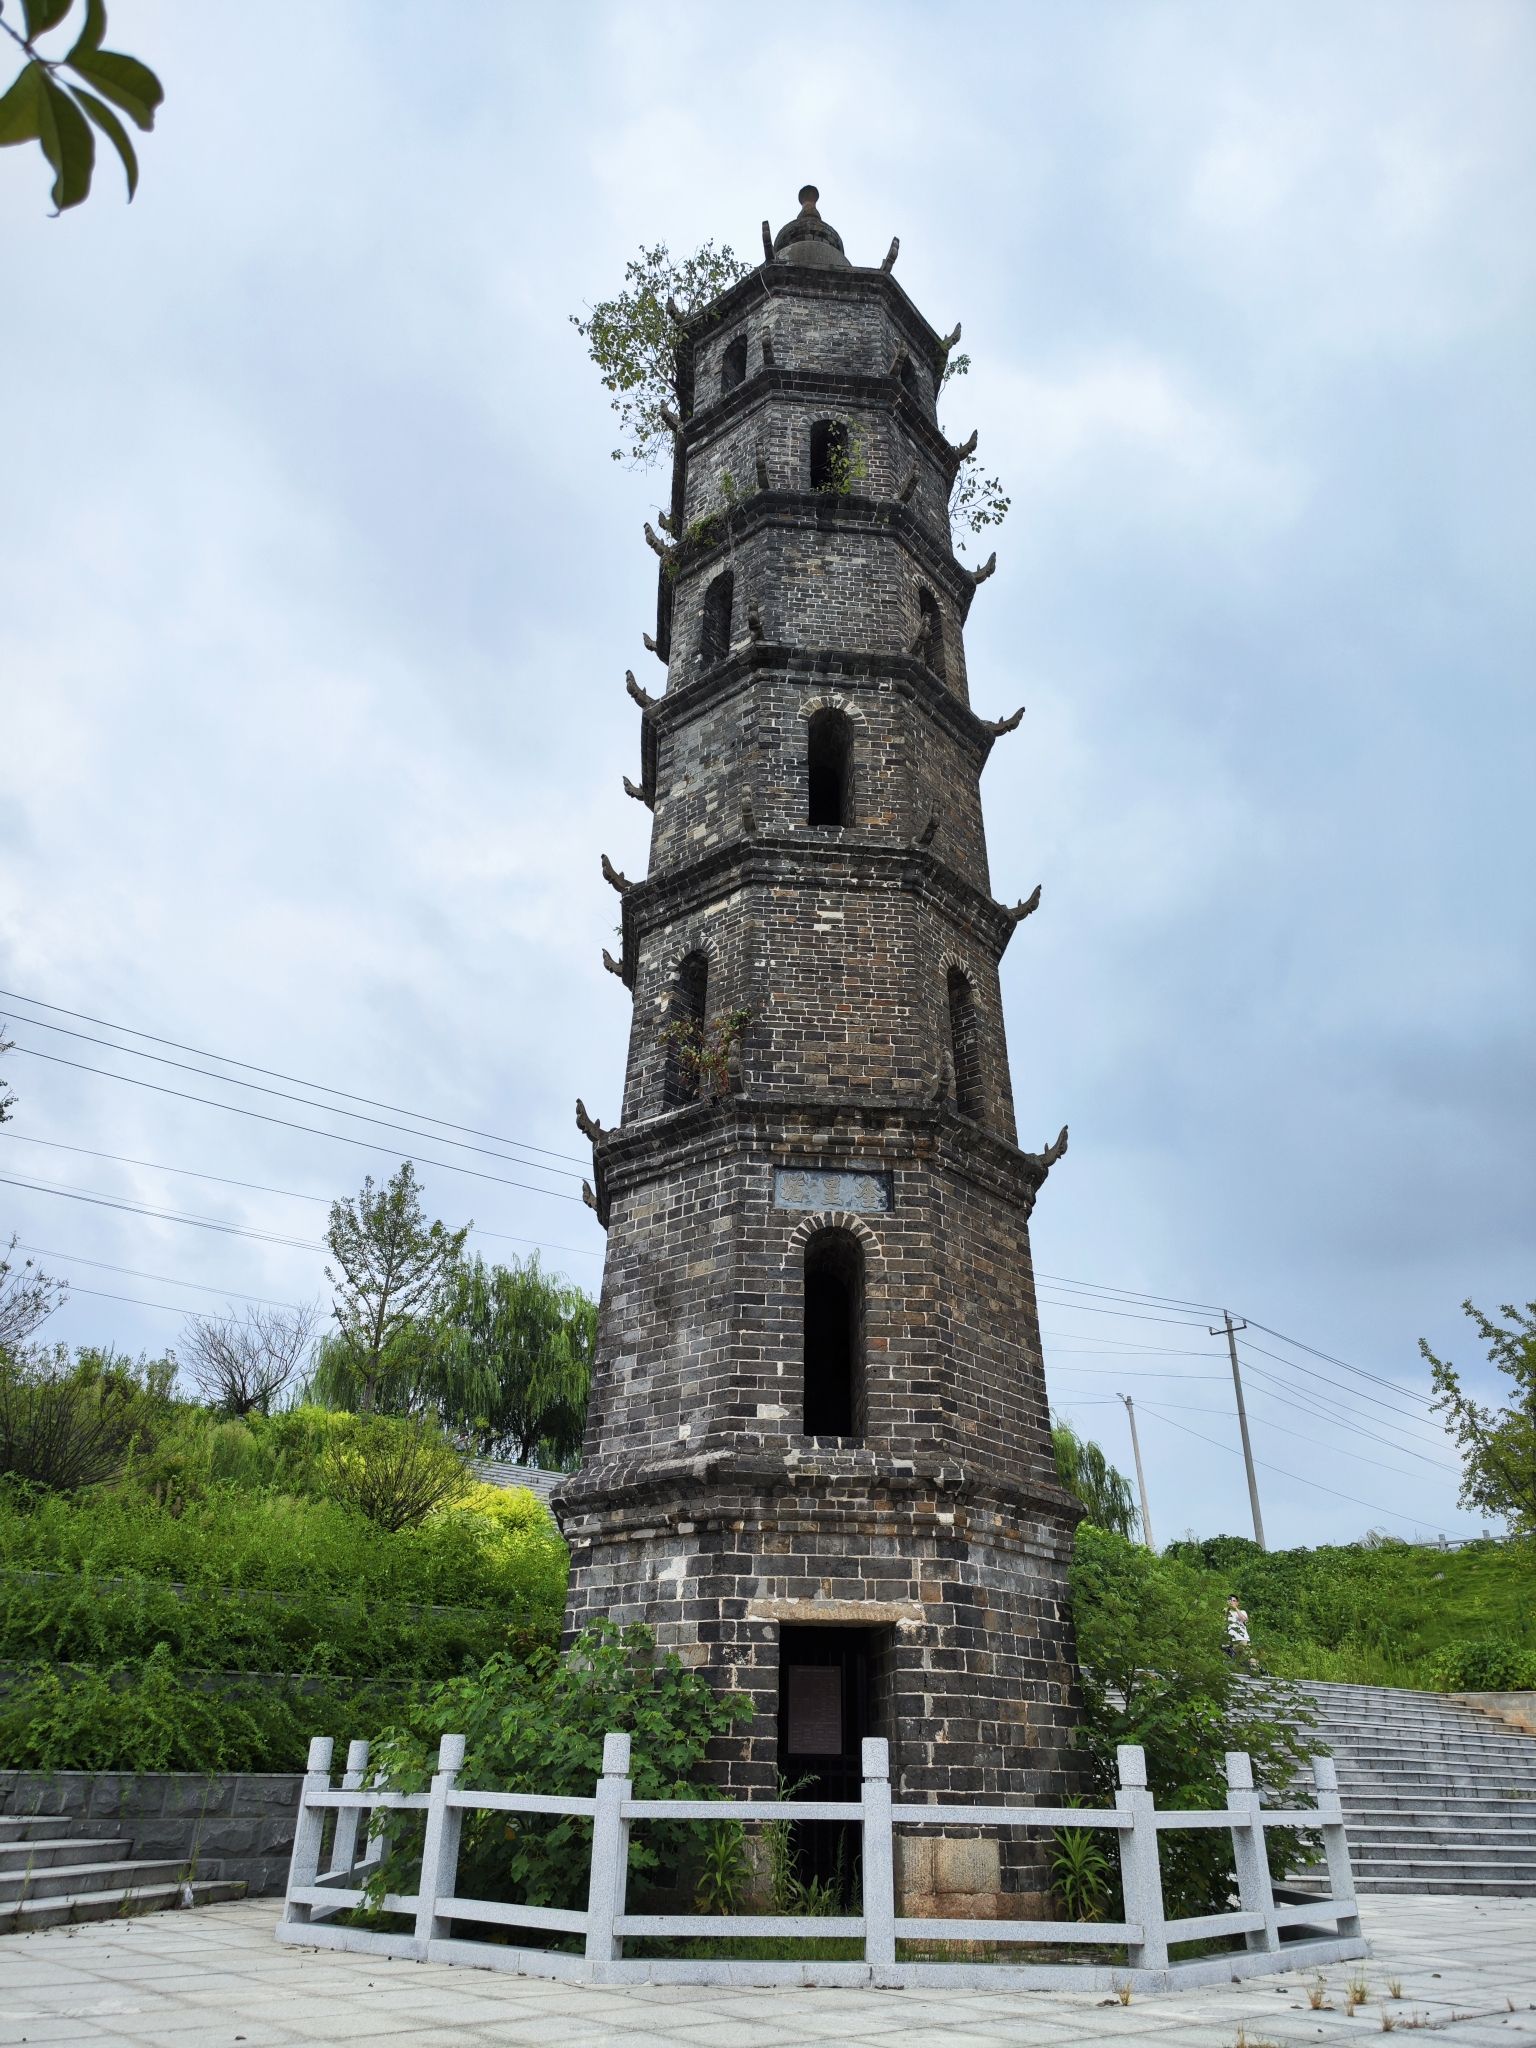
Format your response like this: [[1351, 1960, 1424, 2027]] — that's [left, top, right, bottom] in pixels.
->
[[773, 1168, 893, 1214]]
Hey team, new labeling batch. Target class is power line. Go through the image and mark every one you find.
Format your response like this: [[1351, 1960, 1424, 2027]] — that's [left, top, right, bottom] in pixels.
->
[[1047, 1364, 1230, 1381], [6, 1047, 587, 1203], [1237, 1354, 1454, 1466], [1246, 1314, 1436, 1408], [1239, 1335, 1444, 1438], [1035, 1271, 1226, 1316], [1137, 1402, 1466, 1536], [1, 1173, 322, 1249], [1121, 1396, 1457, 1487], [0, 987, 588, 1167], [1238, 1371, 1456, 1473], [64, 1284, 304, 1320], [1038, 1268, 1438, 1417], [6, 1027, 582, 1182], [18, 1244, 305, 1308], [0, 1133, 601, 1259], [1033, 1294, 1212, 1329]]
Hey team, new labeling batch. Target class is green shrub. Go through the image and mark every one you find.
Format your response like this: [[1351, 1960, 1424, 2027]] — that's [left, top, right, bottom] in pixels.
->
[[367, 1621, 747, 1917], [0, 1476, 567, 1623], [1162, 1531, 1535, 1691], [0, 1347, 173, 1491], [1070, 1526, 1315, 1920], [0, 1645, 413, 1774], [318, 1414, 469, 1532], [1426, 1633, 1536, 1692], [0, 1566, 516, 1678]]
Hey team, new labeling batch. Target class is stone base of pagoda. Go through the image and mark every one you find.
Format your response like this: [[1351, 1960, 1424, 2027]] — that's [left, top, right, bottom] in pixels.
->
[[556, 1456, 1081, 1917]]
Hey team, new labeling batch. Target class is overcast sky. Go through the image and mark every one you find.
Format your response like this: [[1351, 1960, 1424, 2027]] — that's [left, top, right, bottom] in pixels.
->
[[3, 1, 1532, 1551]]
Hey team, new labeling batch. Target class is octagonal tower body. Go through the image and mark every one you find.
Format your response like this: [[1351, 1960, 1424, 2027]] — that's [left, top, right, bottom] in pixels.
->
[[558, 191, 1081, 1917]]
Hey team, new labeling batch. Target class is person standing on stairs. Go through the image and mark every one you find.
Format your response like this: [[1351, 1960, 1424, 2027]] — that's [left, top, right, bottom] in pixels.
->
[[1224, 1594, 1252, 1666]]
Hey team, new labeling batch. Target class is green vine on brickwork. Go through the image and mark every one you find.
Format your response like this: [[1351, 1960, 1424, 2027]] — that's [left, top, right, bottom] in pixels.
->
[[812, 426, 869, 498], [661, 1009, 752, 1100]]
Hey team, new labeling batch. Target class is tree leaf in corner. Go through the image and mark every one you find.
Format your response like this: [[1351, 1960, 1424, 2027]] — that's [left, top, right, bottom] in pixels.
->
[[38, 71, 94, 210], [71, 81, 136, 198]]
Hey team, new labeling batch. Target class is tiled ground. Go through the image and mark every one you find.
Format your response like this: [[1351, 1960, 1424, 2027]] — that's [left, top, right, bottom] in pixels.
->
[[1, 1896, 1533, 2048]]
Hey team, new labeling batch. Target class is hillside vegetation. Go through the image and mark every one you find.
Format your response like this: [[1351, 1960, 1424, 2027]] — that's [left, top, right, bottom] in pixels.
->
[[1167, 1533, 1536, 1691], [0, 1406, 568, 1773]]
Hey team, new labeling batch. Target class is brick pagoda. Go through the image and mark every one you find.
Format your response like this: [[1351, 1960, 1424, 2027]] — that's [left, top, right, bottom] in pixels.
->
[[558, 187, 1081, 1917]]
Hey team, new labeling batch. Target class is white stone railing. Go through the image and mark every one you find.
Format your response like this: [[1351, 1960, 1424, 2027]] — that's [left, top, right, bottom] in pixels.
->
[[274, 1733, 1366, 1990]]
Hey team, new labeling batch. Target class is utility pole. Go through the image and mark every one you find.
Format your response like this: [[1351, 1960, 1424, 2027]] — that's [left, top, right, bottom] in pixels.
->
[[1211, 1309, 1265, 1550], [1118, 1392, 1155, 1553]]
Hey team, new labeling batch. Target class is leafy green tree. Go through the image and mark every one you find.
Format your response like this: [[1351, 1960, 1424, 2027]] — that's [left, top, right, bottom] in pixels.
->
[[1069, 1525, 1314, 1916], [1051, 1415, 1138, 1539], [321, 1163, 470, 1415], [1421, 1297, 1536, 1535], [307, 1315, 494, 1427], [570, 239, 753, 467], [0, 0, 162, 212], [444, 1254, 596, 1467]]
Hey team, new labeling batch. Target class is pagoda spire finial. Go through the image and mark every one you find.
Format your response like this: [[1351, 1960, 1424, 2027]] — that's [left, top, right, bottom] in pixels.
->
[[770, 183, 849, 268]]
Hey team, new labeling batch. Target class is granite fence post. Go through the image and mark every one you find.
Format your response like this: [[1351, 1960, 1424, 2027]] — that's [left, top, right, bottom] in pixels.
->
[[282, 1737, 333, 1927], [1224, 1750, 1279, 1953], [1115, 1743, 1167, 1973], [1313, 1753, 1362, 1939], [584, 1731, 632, 1965], [413, 1734, 466, 1949]]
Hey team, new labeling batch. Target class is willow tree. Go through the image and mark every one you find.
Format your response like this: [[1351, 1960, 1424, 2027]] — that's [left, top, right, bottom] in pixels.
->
[[443, 1255, 596, 1468], [1052, 1416, 1140, 1541]]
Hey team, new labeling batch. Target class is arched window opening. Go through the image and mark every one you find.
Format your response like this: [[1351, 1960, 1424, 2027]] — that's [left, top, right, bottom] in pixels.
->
[[663, 951, 709, 1108], [809, 419, 851, 493], [946, 967, 983, 1122], [900, 355, 924, 406], [720, 332, 748, 395], [807, 708, 854, 828], [803, 1230, 865, 1439], [916, 586, 946, 681], [701, 571, 734, 664]]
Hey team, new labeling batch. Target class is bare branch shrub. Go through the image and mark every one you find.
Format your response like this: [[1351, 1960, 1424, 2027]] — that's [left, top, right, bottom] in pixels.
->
[[0, 1237, 67, 1355], [180, 1300, 319, 1416], [0, 1347, 163, 1491]]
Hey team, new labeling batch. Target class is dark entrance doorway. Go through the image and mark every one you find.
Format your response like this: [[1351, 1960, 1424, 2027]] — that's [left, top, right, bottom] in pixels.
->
[[776, 1625, 882, 1899]]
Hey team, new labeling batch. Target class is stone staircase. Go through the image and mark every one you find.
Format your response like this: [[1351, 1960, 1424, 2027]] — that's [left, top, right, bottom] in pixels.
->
[[1285, 1679, 1536, 1897], [0, 1811, 245, 1933]]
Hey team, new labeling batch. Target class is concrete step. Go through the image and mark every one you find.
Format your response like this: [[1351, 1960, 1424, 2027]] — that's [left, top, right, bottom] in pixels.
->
[[1329, 1767, 1536, 1787], [0, 1838, 131, 1873], [0, 1878, 246, 1935], [1285, 1679, 1536, 1896], [1331, 1794, 1536, 1815], [1291, 1871, 1536, 1897], [0, 1857, 186, 1904], [0, 1815, 76, 1842], [1312, 1734, 1536, 1752]]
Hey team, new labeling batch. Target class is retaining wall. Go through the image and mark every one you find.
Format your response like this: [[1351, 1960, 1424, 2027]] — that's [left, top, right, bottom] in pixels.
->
[[0, 1769, 301, 1895]]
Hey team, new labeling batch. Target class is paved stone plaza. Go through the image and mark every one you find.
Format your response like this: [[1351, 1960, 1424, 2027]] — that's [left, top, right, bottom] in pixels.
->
[[2, 1896, 1532, 2047]]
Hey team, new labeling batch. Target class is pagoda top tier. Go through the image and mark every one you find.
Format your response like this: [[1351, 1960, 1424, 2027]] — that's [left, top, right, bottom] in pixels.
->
[[771, 185, 849, 269]]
